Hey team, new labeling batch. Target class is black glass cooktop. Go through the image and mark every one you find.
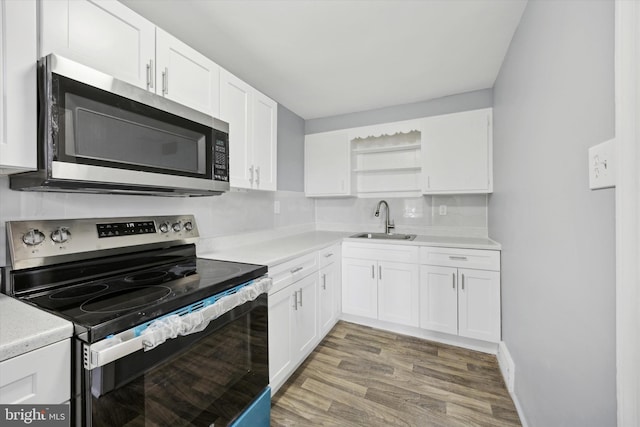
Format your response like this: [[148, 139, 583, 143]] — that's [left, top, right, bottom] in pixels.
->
[[13, 246, 266, 343]]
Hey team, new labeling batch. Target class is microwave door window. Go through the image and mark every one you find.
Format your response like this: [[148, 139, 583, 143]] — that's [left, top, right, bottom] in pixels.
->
[[63, 93, 207, 176]]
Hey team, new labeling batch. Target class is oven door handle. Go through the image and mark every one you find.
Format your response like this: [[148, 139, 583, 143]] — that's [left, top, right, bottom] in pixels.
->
[[83, 276, 272, 370]]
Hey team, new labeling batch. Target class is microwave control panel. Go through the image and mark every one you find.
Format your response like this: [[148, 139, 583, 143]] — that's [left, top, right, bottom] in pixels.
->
[[213, 137, 229, 182]]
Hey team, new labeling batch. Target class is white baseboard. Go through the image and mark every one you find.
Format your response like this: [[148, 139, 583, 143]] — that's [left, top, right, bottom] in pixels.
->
[[497, 341, 515, 392], [497, 341, 529, 427], [340, 314, 499, 354]]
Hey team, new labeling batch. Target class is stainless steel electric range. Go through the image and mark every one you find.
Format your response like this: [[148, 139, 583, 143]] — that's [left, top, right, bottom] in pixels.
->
[[2, 215, 272, 427]]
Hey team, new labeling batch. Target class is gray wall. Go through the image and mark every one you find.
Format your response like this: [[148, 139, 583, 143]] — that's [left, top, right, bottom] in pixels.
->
[[277, 104, 305, 191], [305, 89, 492, 134], [490, 1, 616, 426]]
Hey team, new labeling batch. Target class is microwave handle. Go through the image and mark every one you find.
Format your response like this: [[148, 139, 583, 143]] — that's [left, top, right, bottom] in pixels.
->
[[84, 277, 272, 369]]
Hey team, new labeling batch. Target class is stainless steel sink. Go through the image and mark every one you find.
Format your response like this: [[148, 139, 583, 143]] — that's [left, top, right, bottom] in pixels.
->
[[351, 232, 416, 241]]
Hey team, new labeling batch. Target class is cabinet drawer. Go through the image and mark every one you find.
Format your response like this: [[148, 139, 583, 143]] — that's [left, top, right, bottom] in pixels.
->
[[419, 247, 500, 271], [318, 244, 341, 268], [342, 242, 418, 263], [0, 339, 70, 404], [269, 252, 319, 295]]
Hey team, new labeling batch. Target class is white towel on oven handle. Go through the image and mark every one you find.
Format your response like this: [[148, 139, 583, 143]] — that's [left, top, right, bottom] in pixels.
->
[[140, 276, 272, 351]]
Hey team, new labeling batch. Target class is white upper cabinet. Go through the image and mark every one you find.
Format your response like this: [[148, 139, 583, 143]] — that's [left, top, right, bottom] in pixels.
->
[[251, 90, 278, 191], [40, 0, 222, 117], [421, 108, 493, 194], [305, 130, 353, 197], [155, 28, 220, 117], [220, 70, 253, 188], [0, 0, 37, 174], [40, 0, 155, 90], [220, 69, 277, 191]]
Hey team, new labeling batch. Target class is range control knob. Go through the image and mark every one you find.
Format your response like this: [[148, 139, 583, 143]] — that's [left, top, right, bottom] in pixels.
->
[[159, 222, 171, 233], [183, 221, 193, 231], [51, 227, 71, 244], [22, 229, 45, 246], [172, 222, 182, 232]]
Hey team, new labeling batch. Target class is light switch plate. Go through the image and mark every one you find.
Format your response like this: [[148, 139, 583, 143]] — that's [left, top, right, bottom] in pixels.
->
[[588, 139, 616, 190]]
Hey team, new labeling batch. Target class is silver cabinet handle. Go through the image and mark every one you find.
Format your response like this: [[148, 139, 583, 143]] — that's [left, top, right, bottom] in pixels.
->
[[322, 274, 327, 290], [255, 166, 261, 187], [452, 272, 456, 289], [449, 256, 468, 261], [292, 292, 298, 311], [161, 67, 168, 95], [324, 253, 334, 258], [461, 273, 465, 290], [290, 266, 303, 274], [146, 59, 154, 89], [379, 265, 382, 280], [249, 165, 254, 185], [371, 265, 375, 279], [297, 288, 303, 307]]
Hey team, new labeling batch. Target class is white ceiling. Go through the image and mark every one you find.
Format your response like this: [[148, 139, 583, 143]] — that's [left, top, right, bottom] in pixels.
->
[[121, 0, 527, 120]]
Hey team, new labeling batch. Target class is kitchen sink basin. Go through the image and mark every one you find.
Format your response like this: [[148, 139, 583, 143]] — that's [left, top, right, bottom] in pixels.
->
[[351, 232, 416, 241]]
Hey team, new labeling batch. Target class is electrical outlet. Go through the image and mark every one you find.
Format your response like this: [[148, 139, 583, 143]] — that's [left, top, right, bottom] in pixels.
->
[[589, 139, 616, 190], [438, 205, 447, 216], [274, 201, 280, 214]]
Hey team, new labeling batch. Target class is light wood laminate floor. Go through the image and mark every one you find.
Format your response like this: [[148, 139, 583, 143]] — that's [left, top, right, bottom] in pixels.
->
[[271, 321, 521, 427]]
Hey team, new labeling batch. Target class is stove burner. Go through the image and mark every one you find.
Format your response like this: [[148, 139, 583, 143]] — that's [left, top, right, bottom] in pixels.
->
[[169, 264, 197, 278], [124, 271, 169, 285], [49, 284, 109, 300], [80, 286, 172, 313]]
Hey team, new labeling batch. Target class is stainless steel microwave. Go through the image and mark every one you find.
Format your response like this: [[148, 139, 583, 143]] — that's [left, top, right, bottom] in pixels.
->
[[10, 54, 230, 196]]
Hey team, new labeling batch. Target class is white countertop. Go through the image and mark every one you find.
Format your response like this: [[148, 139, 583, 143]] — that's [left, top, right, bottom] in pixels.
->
[[344, 234, 502, 250], [200, 231, 350, 266], [200, 230, 500, 267], [0, 294, 73, 362]]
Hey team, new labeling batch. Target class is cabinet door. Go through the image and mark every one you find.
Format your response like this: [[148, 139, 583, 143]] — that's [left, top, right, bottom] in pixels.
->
[[293, 273, 319, 359], [422, 108, 492, 194], [341, 258, 378, 319], [419, 265, 458, 335], [378, 261, 419, 327], [458, 268, 501, 342], [220, 69, 253, 189], [304, 131, 352, 197], [252, 90, 278, 191], [319, 261, 339, 337], [0, 0, 37, 174], [268, 287, 295, 392], [40, 0, 155, 89], [155, 28, 220, 117], [0, 340, 70, 404]]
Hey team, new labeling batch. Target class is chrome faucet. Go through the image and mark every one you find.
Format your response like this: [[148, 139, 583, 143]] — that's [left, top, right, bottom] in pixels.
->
[[374, 200, 395, 235]]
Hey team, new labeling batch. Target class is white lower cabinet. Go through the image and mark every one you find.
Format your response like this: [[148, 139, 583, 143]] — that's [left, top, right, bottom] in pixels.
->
[[0, 339, 70, 404], [419, 247, 501, 343], [342, 242, 419, 327], [318, 245, 341, 337], [269, 274, 318, 394], [269, 245, 341, 395]]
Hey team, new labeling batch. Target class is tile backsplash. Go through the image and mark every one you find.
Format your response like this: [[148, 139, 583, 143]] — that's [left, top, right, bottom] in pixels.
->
[[315, 194, 488, 237], [0, 174, 488, 267], [0, 176, 315, 267]]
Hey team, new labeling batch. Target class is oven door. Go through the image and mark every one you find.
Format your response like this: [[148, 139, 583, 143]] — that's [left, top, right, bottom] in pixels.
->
[[76, 294, 269, 427]]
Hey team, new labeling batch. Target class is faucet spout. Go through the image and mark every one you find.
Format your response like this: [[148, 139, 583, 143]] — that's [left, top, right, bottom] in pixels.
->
[[374, 200, 395, 234]]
